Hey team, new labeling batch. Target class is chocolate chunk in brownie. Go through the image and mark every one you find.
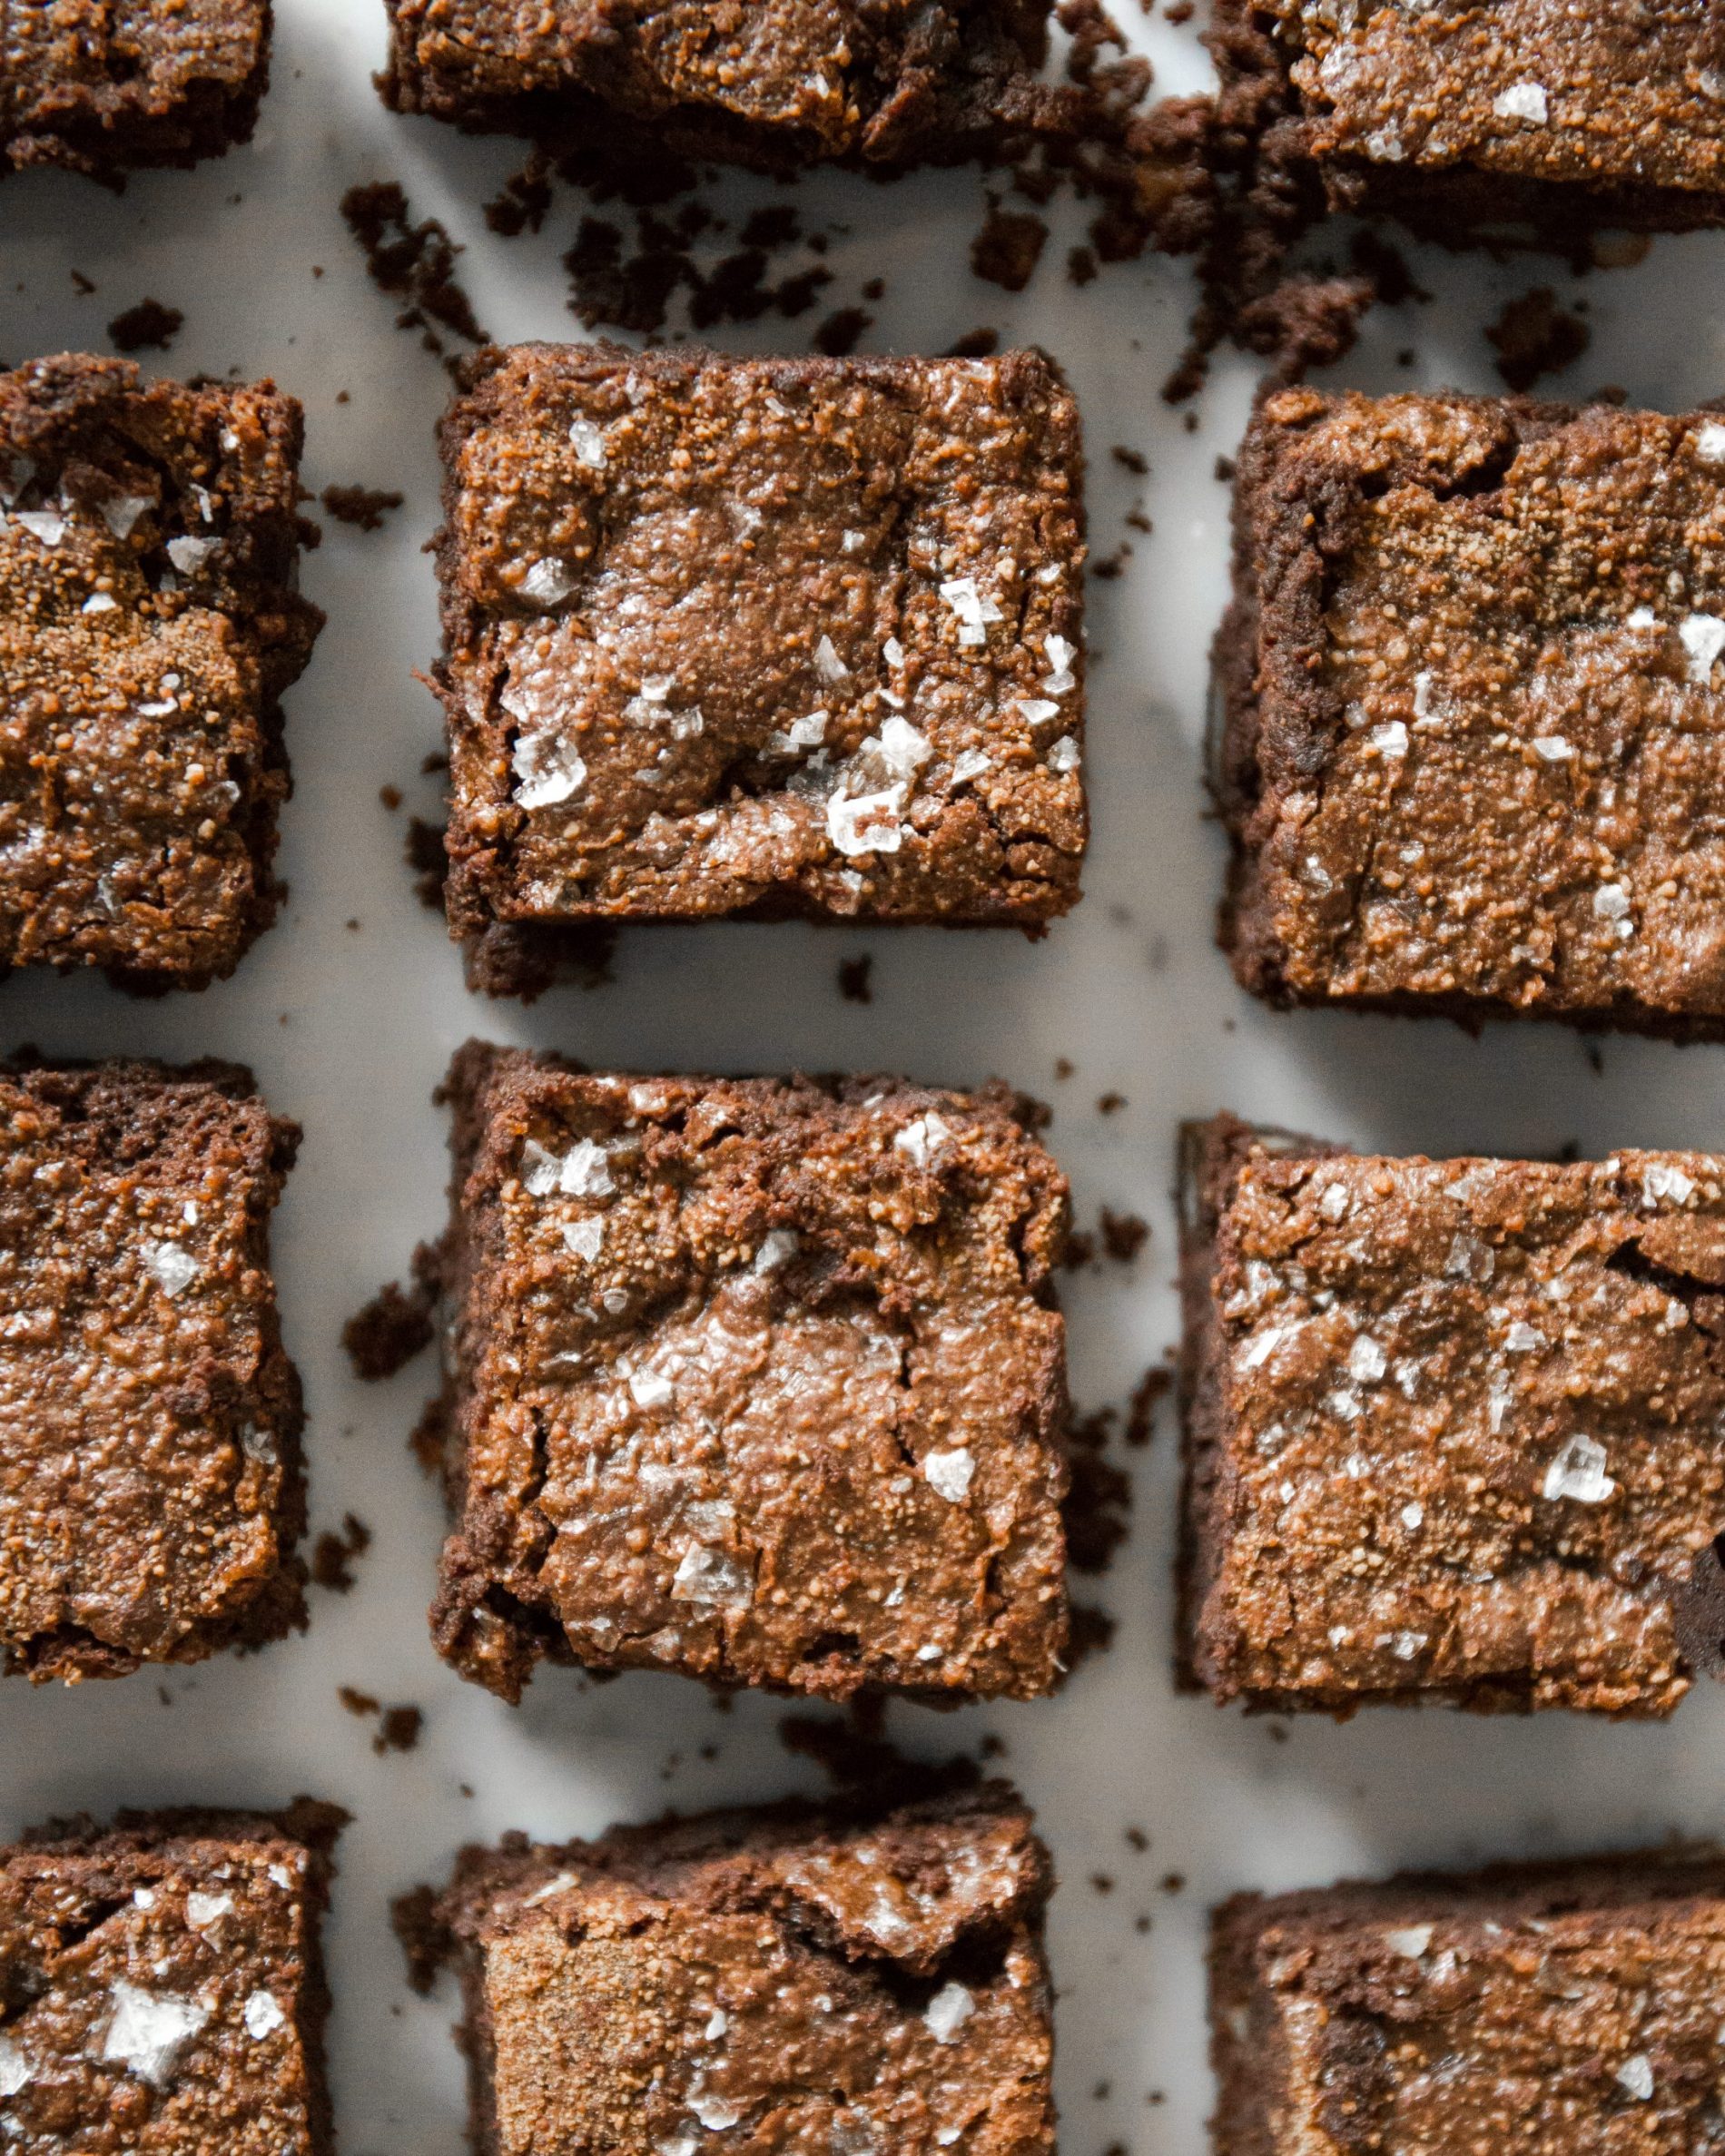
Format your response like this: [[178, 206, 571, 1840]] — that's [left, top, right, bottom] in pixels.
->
[[0, 1058, 306, 1682], [426, 1044, 1071, 1704], [434, 344, 1086, 994], [0, 1801, 340, 2152], [0, 355, 321, 988], [429, 1782, 1056, 2156], [1217, 386, 1725, 1039], [1, 2, 271, 185], [1212, 1846, 1725, 2153], [1212, 0, 1725, 249], [380, 0, 1068, 178], [1178, 1115, 1725, 1716]]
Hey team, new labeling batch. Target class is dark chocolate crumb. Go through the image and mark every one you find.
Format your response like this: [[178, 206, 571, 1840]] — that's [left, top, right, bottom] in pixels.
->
[[779, 1699, 980, 1804], [1099, 1208, 1148, 1263], [320, 483, 404, 532], [340, 182, 489, 368], [944, 327, 1000, 359], [1124, 1364, 1170, 1450], [343, 1278, 436, 1381], [70, 269, 96, 295], [1485, 286, 1591, 393], [106, 299, 184, 352], [813, 306, 872, 357], [1125, 1826, 1149, 1851], [379, 784, 403, 811], [971, 202, 1049, 292], [338, 1685, 380, 1718], [1213, 455, 1237, 482], [485, 152, 553, 237], [838, 954, 873, 1004], [406, 816, 448, 910], [391, 1883, 450, 1996], [1067, 244, 1098, 286], [1064, 1409, 1132, 1576], [1063, 1229, 1099, 1272], [311, 1513, 373, 1593], [1054, 1057, 1075, 1080], [1111, 445, 1148, 474], [1097, 1091, 1126, 1115], [1160, 1872, 1185, 1894], [1066, 1602, 1117, 1669], [1090, 1874, 1115, 1894], [375, 1706, 423, 1756]]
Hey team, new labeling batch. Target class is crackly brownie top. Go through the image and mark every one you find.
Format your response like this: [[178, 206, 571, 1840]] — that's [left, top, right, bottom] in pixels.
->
[[1200, 1134, 1725, 1713], [1235, 388, 1725, 1022], [1, 1, 267, 160], [0, 1061, 299, 1677], [0, 1813, 322, 2154], [1271, 0, 1725, 194], [0, 354, 317, 979], [1227, 1856, 1725, 2153], [440, 1785, 1054, 2156], [439, 1047, 1070, 1701], [439, 344, 1085, 926]]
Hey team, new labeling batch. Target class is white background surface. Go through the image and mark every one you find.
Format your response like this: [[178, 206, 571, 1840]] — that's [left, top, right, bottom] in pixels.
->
[[4, 5, 1725, 2150]]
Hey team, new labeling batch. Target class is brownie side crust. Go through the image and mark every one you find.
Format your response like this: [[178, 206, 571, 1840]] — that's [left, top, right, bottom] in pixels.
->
[[425, 1042, 1071, 1705], [0, 1056, 307, 1682], [0, 1800, 342, 2154], [434, 342, 1086, 991], [1217, 385, 1725, 1039], [431, 1782, 1057, 2156], [0, 354, 321, 988], [0, 2, 272, 182], [1212, 1847, 1725, 2154]]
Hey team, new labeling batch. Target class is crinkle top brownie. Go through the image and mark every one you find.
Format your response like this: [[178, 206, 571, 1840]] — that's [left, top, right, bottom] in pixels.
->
[[432, 1783, 1055, 2156], [1, 1, 271, 182], [436, 344, 1086, 981], [430, 1045, 1070, 1704], [1179, 1117, 1725, 1716], [0, 1058, 305, 1682], [0, 354, 320, 987], [1217, 386, 1725, 1038], [381, 0, 1065, 174]]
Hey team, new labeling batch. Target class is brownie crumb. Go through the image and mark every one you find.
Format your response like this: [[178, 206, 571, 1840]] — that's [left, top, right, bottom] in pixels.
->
[[944, 327, 1000, 358], [406, 816, 448, 910], [320, 483, 405, 531], [343, 1278, 435, 1381], [375, 1705, 423, 1755], [311, 1513, 373, 1593], [813, 305, 872, 356], [70, 270, 96, 295], [971, 202, 1049, 291], [391, 1882, 450, 1995], [1213, 455, 1237, 482], [1124, 1364, 1169, 1449], [1671, 1534, 1725, 1679], [1486, 286, 1592, 393], [1099, 1207, 1148, 1262], [380, 784, 404, 811], [340, 182, 489, 367], [338, 1684, 380, 1718], [1066, 1601, 1117, 1668], [1112, 445, 1148, 474], [838, 954, 874, 1004], [105, 298, 183, 351], [485, 152, 553, 237], [1064, 1408, 1133, 1576], [1126, 1826, 1149, 1851], [1068, 244, 1098, 285], [1097, 1090, 1127, 1114]]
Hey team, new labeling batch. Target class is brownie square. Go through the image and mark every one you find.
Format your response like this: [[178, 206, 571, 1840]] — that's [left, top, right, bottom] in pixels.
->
[[0, 354, 320, 988], [0, 1057, 306, 1681], [1211, 0, 1725, 247], [1178, 1115, 1725, 1717], [1, 3, 271, 183], [426, 1043, 1071, 1703], [435, 344, 1087, 994], [381, 0, 1060, 177], [1217, 386, 1725, 1039], [429, 1783, 1056, 2156], [1212, 1848, 1725, 2153], [0, 1802, 340, 2151]]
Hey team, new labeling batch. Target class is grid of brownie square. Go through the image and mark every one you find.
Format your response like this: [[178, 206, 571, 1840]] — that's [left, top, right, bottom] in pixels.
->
[[0, 1804, 339, 2152], [0, 1058, 306, 1681], [1211, 1849, 1725, 2151], [435, 343, 1086, 990], [1217, 386, 1725, 1038], [428, 1045, 1071, 1703], [0, 354, 320, 988], [1178, 1116, 1725, 1716], [431, 1785, 1056, 2156]]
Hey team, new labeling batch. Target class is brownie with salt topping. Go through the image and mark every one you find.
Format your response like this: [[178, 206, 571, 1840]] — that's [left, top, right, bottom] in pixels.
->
[[424, 1042, 1071, 1704], [1217, 386, 1725, 1039], [0, 1802, 340, 2153], [0, 354, 320, 989], [433, 343, 1086, 995], [1178, 1115, 1725, 1717], [426, 1782, 1056, 2156], [0, 1057, 306, 1682], [1212, 1847, 1725, 2153]]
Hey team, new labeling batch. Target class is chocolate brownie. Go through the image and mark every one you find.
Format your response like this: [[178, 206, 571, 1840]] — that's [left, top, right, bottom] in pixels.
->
[[0, 1801, 340, 2153], [1178, 1115, 1725, 1717], [380, 0, 1070, 177], [435, 343, 1087, 994], [1217, 386, 1725, 1039], [1212, 1846, 1725, 2153], [1209, 0, 1725, 249], [0, 1057, 306, 1682], [425, 1043, 1071, 1703], [0, 355, 320, 989], [428, 1782, 1056, 2156], [1, 2, 271, 184]]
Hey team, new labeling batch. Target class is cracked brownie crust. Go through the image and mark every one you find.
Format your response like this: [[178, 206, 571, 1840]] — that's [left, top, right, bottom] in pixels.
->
[[434, 343, 1086, 993], [430, 1782, 1056, 2156], [0, 1057, 306, 1683], [0, 354, 320, 989], [1178, 1115, 1725, 1717], [426, 1043, 1071, 1704], [1217, 386, 1725, 1039]]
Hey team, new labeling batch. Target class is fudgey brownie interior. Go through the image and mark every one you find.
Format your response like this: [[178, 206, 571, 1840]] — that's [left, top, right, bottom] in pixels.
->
[[435, 343, 1087, 994], [426, 1782, 1057, 2156], [1211, 1846, 1725, 2154], [0, 355, 320, 988], [0, 1801, 341, 2153], [425, 1043, 1071, 1704], [1217, 386, 1725, 1039], [0, 1058, 307, 1682], [1178, 1116, 1725, 1717], [1, 1, 272, 183]]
